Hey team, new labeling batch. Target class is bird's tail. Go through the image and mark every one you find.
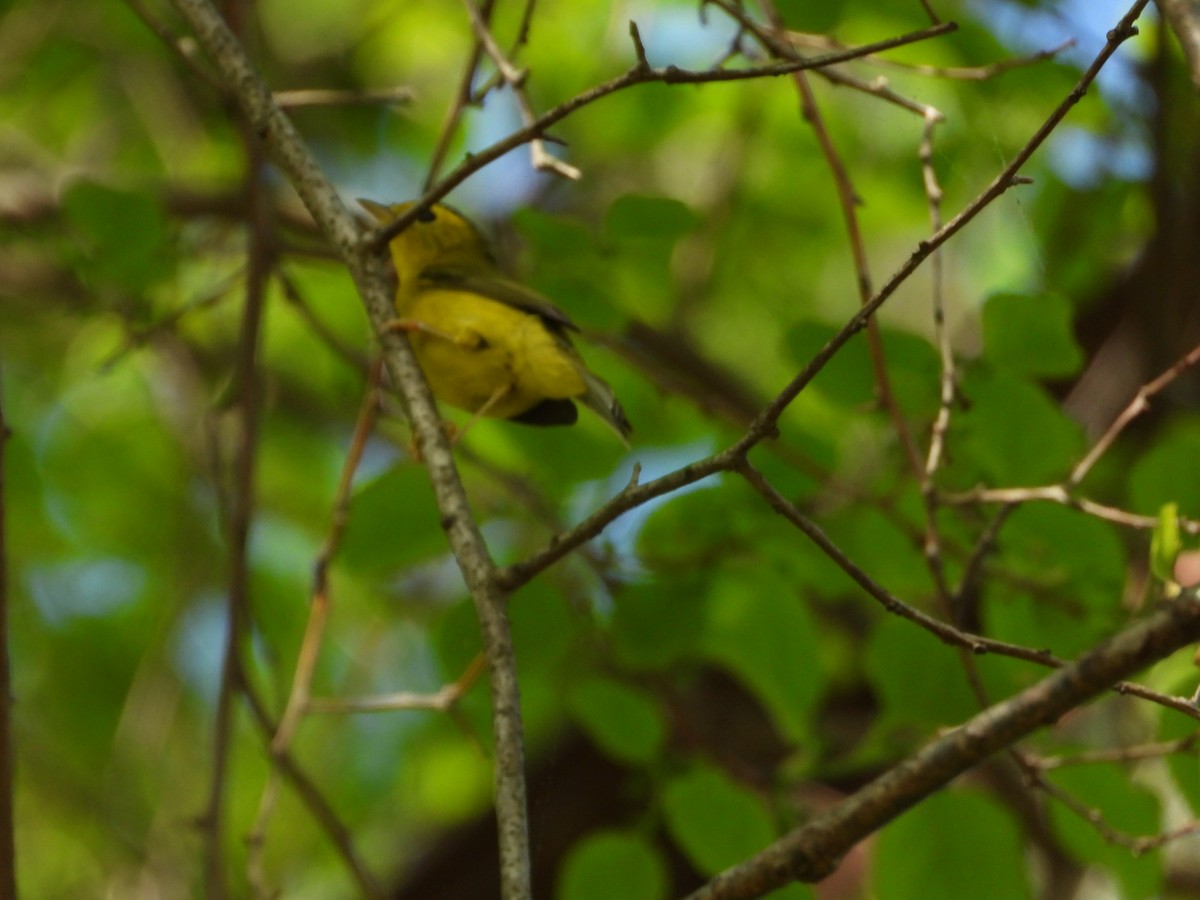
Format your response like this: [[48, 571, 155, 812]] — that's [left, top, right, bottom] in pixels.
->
[[580, 370, 633, 447]]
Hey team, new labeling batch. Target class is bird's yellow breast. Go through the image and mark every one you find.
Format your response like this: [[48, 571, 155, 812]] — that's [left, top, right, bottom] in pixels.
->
[[404, 287, 587, 419]]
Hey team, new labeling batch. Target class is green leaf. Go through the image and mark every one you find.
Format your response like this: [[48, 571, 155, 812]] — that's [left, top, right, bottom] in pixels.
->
[[873, 789, 1031, 900], [955, 369, 1084, 483], [558, 831, 668, 900], [865, 616, 979, 732], [825, 505, 933, 600], [509, 581, 577, 673], [701, 567, 822, 742], [636, 480, 757, 566], [512, 208, 620, 331], [1160, 698, 1200, 815], [1129, 419, 1200, 518], [338, 465, 446, 573], [603, 195, 698, 323], [1047, 765, 1162, 898], [1150, 503, 1182, 596], [611, 575, 709, 671], [785, 321, 874, 407], [662, 766, 775, 875], [62, 180, 172, 292], [785, 322, 939, 418], [605, 194, 700, 245], [568, 677, 665, 764], [771, 0, 845, 30], [982, 504, 1126, 655], [981, 292, 1083, 378]]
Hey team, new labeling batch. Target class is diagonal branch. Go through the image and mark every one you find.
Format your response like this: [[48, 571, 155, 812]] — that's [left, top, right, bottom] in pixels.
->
[[687, 588, 1200, 898], [376, 19, 960, 246]]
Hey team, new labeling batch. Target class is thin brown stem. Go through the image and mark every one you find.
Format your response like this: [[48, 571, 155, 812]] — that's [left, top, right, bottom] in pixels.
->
[[1069, 340, 1200, 486], [204, 132, 274, 900], [1030, 733, 1200, 769], [734, 0, 1147, 447], [426, 0, 495, 186], [464, 0, 580, 178], [240, 684, 385, 899], [274, 86, 416, 108], [377, 19, 960, 247], [0, 372, 15, 900], [783, 31, 1075, 80], [306, 653, 488, 713]]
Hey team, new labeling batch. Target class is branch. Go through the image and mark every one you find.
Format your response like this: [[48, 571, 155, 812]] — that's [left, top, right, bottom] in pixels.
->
[[780, 29, 1076, 81], [687, 588, 1200, 898], [1069, 340, 1200, 485], [159, 1, 532, 896], [736, 0, 1150, 441], [274, 86, 416, 108], [203, 129, 272, 900], [377, 18, 960, 247], [501, 0, 1149, 607], [241, 683, 386, 899]]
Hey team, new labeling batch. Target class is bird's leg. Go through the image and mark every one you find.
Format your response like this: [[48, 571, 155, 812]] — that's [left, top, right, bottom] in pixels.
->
[[384, 319, 488, 351], [383, 318, 458, 343], [407, 382, 514, 461], [453, 382, 515, 443]]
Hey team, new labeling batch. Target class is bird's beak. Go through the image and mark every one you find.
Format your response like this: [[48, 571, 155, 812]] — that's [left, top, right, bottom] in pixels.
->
[[357, 197, 393, 223]]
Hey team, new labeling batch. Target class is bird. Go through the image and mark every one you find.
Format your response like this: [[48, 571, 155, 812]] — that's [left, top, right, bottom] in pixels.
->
[[360, 199, 631, 445]]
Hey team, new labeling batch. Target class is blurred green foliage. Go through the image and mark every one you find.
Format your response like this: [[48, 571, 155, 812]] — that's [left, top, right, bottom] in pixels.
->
[[4, 0, 1199, 898]]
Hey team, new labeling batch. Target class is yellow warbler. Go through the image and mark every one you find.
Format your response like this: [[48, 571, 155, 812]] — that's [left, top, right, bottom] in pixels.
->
[[361, 199, 631, 444]]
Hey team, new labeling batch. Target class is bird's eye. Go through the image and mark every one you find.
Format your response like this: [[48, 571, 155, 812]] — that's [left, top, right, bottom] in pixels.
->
[[416, 207, 437, 223]]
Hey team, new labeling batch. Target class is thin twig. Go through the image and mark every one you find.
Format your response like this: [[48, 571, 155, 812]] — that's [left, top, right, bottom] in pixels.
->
[[761, 2, 928, 486], [783, 31, 1076, 80], [1069, 340, 1200, 486], [271, 360, 383, 753], [378, 18, 960, 247], [710, 0, 945, 118], [426, 0, 495, 186], [464, 0, 581, 179], [737, 460, 1056, 666], [1030, 733, 1200, 769], [942, 484, 1200, 534], [240, 683, 386, 899], [465, 0, 526, 84], [203, 125, 274, 900], [0, 372, 15, 899], [1024, 758, 1200, 854], [307, 653, 488, 713], [274, 86, 416, 108], [913, 108, 957, 615]]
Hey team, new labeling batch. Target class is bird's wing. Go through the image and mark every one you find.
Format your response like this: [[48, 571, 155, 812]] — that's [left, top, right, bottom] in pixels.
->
[[421, 266, 579, 333]]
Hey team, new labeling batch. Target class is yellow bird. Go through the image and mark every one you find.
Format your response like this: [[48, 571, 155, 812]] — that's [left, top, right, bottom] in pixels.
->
[[361, 199, 631, 444]]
